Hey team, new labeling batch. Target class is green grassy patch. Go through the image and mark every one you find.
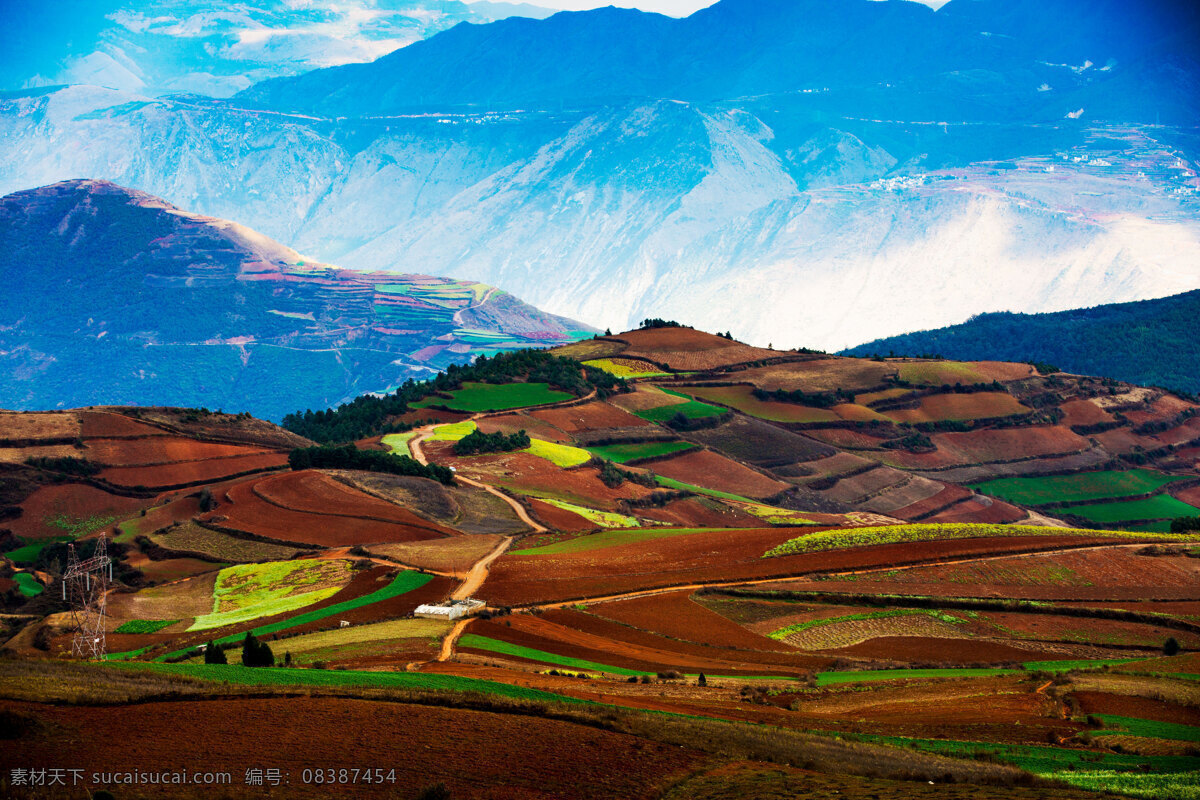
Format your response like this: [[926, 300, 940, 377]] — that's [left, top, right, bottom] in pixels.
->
[[13, 572, 43, 597], [585, 441, 697, 464], [970, 469, 1191, 507], [187, 559, 350, 633], [1094, 715, 1200, 743], [458, 634, 644, 676], [380, 431, 418, 457], [583, 359, 671, 379], [536, 499, 639, 529], [115, 619, 179, 635], [511, 526, 736, 555], [111, 662, 582, 704], [2, 537, 68, 565], [1068, 495, 1200, 524], [764, 523, 1200, 558], [414, 382, 572, 413], [154, 571, 434, 661], [654, 476, 756, 503], [634, 391, 725, 423], [850, 733, 1200, 800]]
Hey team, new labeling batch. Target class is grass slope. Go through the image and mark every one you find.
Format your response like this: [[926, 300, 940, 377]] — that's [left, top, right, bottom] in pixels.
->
[[415, 382, 572, 413], [586, 441, 697, 464], [970, 470, 1191, 506]]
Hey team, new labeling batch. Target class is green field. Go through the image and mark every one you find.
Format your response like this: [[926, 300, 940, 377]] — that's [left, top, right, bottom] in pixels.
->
[[115, 619, 179, 635], [763, 523, 1200, 558], [525, 438, 592, 467], [112, 662, 582, 704], [511, 527, 736, 555], [154, 571, 434, 661], [771, 610, 966, 641], [585, 441, 697, 464], [852, 733, 1200, 800], [415, 382, 572, 413], [634, 390, 725, 423], [815, 658, 1135, 685], [1094, 715, 1200, 744], [3, 536, 68, 565], [13, 572, 43, 597], [187, 559, 350, 632], [1067, 494, 1200, 524], [653, 476, 756, 503], [536, 499, 639, 529], [381, 431, 418, 457], [970, 469, 1191, 506], [458, 634, 644, 676]]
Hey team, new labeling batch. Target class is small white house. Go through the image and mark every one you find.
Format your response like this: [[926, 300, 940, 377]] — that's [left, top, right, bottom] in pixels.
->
[[415, 598, 486, 621]]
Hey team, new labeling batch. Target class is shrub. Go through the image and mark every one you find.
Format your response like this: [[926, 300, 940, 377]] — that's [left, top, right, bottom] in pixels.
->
[[289, 444, 453, 485], [1164, 637, 1181, 656], [241, 632, 274, 668], [203, 641, 227, 665]]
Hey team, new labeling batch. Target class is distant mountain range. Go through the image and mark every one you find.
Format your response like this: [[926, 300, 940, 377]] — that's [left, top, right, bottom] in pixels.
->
[[842, 290, 1200, 394], [0, 0, 552, 98], [0, 180, 590, 420], [1, 0, 1198, 351]]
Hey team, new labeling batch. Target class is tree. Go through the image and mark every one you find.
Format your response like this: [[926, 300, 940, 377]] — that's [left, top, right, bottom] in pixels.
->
[[697, 673, 707, 687], [604, 328, 612, 336], [1164, 637, 1181, 656], [197, 488, 216, 512], [241, 632, 274, 667], [204, 641, 227, 664]]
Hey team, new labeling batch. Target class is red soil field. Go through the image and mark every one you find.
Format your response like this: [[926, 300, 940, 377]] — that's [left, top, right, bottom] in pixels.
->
[[612, 327, 778, 370], [483, 531, 1116, 606], [102, 452, 287, 488], [250, 471, 456, 536], [528, 498, 597, 531], [3, 697, 703, 800], [590, 590, 794, 652], [885, 393, 1031, 424], [1094, 428, 1160, 455], [129, 555, 217, 585], [1073, 692, 1200, 726], [465, 612, 826, 676], [1149, 416, 1200, 446], [390, 408, 469, 426], [1123, 395, 1195, 426], [10, 483, 143, 539], [826, 636, 1054, 664], [891, 484, 973, 520], [1059, 400, 1116, 428], [85, 436, 276, 465], [448, 448, 652, 508], [208, 475, 446, 547], [118, 495, 201, 538], [1171, 484, 1200, 507], [926, 496, 1026, 524], [650, 449, 791, 499], [477, 413, 570, 442], [976, 610, 1199, 649], [79, 410, 169, 438], [530, 400, 651, 432], [932, 426, 1089, 464], [636, 497, 761, 528]]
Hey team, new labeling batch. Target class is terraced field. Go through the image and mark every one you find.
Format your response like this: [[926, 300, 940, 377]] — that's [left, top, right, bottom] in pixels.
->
[[585, 440, 696, 463], [414, 381, 573, 412], [188, 559, 352, 632], [970, 470, 1192, 507]]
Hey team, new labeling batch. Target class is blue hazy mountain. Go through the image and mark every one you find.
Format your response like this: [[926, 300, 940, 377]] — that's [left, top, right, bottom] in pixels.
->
[[842, 290, 1200, 394], [0, 0, 553, 98], [2, 0, 1198, 353], [237, 0, 1200, 123], [0, 180, 590, 420]]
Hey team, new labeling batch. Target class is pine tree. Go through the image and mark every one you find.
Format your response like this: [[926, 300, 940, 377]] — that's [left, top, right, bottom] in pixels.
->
[[204, 641, 227, 665]]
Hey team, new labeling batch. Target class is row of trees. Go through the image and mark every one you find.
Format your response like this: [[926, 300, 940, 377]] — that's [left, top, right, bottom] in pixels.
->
[[288, 444, 454, 485], [454, 429, 531, 456], [282, 350, 626, 443]]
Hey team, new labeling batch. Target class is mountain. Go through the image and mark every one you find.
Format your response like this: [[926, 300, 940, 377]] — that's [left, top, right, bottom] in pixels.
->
[[237, 0, 1200, 122], [1, 0, 1198, 350], [0, 0, 553, 98], [841, 290, 1200, 394], [0, 180, 592, 420]]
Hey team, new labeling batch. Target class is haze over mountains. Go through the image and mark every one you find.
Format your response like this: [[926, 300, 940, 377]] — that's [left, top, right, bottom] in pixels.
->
[[0, 0, 552, 98], [0, 180, 589, 420], [1, 0, 1198, 354]]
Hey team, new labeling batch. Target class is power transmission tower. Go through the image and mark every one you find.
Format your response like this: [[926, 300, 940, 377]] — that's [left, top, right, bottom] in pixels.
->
[[63, 535, 112, 660]]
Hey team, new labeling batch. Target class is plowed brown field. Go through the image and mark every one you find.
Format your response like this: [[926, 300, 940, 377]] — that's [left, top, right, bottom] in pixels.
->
[[477, 413, 570, 442], [650, 450, 791, 499], [590, 590, 793, 652], [3, 697, 703, 800], [102, 453, 287, 488], [10, 483, 143, 539], [79, 411, 169, 438], [530, 400, 651, 432], [612, 327, 778, 370], [86, 437, 276, 465], [735, 360, 895, 393], [210, 475, 446, 547], [885, 393, 1031, 424], [0, 411, 80, 441], [927, 497, 1026, 524]]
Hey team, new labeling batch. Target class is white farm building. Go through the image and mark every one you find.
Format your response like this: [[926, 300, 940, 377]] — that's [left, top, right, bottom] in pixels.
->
[[415, 598, 485, 620]]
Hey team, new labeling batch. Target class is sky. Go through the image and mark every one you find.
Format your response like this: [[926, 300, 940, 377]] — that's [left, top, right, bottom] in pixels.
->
[[519, 0, 947, 17]]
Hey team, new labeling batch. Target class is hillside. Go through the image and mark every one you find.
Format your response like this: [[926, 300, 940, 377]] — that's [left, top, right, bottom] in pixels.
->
[[0, 180, 592, 420], [3, 326, 1200, 799], [842, 290, 1200, 394]]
